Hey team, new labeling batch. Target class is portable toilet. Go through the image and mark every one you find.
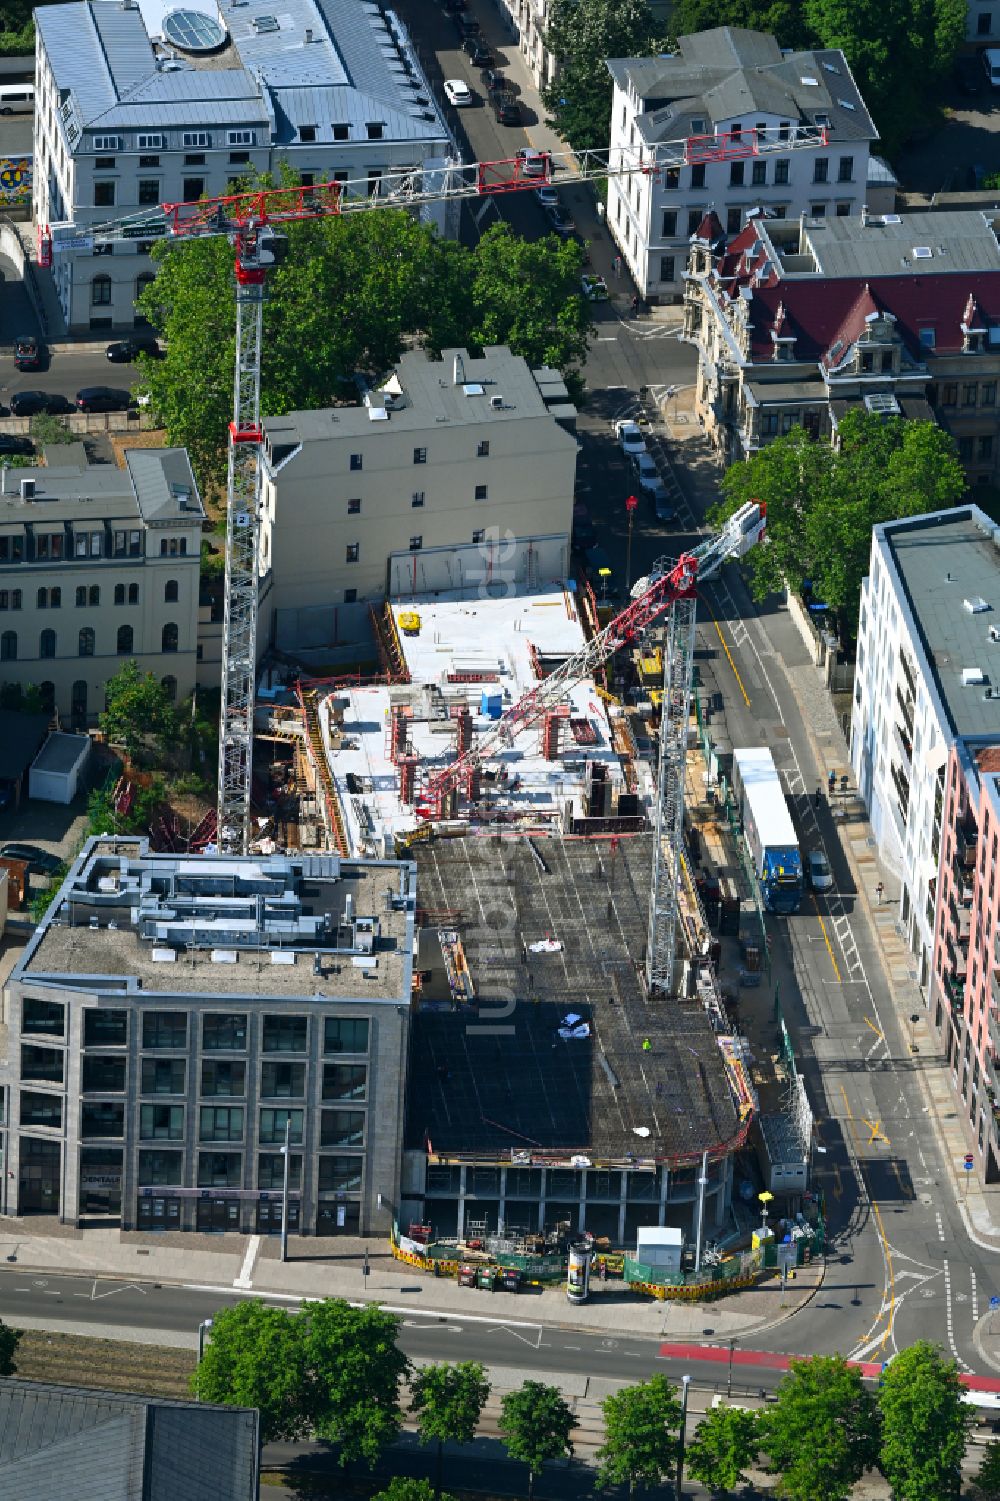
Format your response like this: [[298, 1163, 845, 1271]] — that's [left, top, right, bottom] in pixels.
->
[[480, 690, 502, 720]]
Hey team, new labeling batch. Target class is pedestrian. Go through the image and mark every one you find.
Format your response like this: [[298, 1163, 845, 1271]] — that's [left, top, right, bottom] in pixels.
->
[[827, 769, 836, 795], [613, 253, 622, 278], [876, 880, 885, 905], [630, 293, 639, 315], [814, 785, 822, 808]]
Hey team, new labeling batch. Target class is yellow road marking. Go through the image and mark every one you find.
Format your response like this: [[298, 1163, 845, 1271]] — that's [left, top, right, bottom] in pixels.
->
[[701, 599, 751, 707], [864, 1016, 884, 1041], [811, 894, 842, 981], [864, 1117, 889, 1148], [841, 1086, 896, 1352]]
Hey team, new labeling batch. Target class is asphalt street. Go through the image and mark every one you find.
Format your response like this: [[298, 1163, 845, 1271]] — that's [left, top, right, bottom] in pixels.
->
[[0, 349, 140, 410]]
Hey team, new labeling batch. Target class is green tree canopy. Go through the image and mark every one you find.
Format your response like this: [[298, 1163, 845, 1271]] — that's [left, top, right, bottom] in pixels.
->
[[301, 1299, 410, 1468], [541, 0, 665, 152], [877, 1341, 971, 1501], [977, 1437, 1000, 1499], [685, 1401, 761, 1494], [596, 1374, 682, 1493], [371, 1482, 457, 1501], [711, 412, 966, 624], [139, 200, 593, 490], [670, 0, 811, 47], [190, 1300, 310, 1442], [0, 1318, 19, 1376], [409, 1361, 490, 1495], [757, 1354, 878, 1501], [498, 1381, 576, 1500], [99, 661, 179, 763]]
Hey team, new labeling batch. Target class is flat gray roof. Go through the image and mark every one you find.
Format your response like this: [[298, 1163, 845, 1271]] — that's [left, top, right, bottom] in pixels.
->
[[884, 507, 1000, 740], [805, 211, 1000, 278], [31, 731, 90, 776], [0, 450, 202, 527]]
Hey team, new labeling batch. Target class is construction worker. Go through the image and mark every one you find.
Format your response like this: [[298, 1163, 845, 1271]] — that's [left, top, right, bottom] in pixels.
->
[[642, 1037, 652, 1052]]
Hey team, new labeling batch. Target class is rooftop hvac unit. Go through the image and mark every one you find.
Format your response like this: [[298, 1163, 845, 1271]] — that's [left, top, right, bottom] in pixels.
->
[[490, 395, 503, 410]]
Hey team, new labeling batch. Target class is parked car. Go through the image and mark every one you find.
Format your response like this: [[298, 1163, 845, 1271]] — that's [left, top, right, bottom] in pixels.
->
[[572, 501, 596, 550], [631, 452, 660, 492], [14, 334, 43, 372], [535, 184, 558, 210], [75, 386, 131, 412], [481, 67, 506, 92], [493, 94, 520, 125], [443, 78, 473, 107], [581, 273, 608, 300], [0, 843, 64, 876], [615, 418, 647, 458], [652, 486, 676, 523], [443, 0, 467, 11], [464, 35, 492, 65], [983, 47, 1000, 87], [454, 12, 479, 35], [546, 204, 576, 235], [808, 847, 834, 892], [0, 434, 34, 455], [516, 148, 550, 178], [106, 335, 160, 363], [957, 54, 981, 96], [10, 390, 57, 417]]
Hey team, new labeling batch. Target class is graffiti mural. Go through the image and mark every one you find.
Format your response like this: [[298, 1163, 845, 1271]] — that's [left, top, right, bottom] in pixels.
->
[[0, 157, 31, 204]]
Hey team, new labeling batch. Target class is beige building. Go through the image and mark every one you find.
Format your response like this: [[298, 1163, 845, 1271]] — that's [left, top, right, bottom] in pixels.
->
[[258, 346, 579, 655], [0, 444, 203, 726]]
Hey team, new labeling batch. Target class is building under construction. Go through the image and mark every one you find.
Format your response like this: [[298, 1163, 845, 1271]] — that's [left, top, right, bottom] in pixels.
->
[[398, 833, 754, 1245]]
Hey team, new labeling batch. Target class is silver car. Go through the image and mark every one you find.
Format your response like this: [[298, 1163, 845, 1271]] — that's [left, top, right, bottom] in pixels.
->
[[808, 847, 834, 892]]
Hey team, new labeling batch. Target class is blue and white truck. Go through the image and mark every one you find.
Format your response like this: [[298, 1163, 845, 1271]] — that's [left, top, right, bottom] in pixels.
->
[[732, 747, 803, 915]]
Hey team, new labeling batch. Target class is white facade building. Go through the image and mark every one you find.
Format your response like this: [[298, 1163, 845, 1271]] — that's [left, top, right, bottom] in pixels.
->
[[606, 27, 877, 303], [33, 0, 454, 332], [850, 506, 1000, 991]]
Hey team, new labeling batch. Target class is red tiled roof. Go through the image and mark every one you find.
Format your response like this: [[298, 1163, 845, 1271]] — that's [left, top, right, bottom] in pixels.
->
[[692, 209, 725, 245]]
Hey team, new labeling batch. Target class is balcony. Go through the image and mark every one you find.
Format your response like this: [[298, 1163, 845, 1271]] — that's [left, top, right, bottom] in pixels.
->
[[895, 683, 915, 741], [944, 970, 967, 1011], [890, 760, 910, 825], [898, 647, 917, 700], [990, 1003, 1000, 1058], [956, 823, 979, 870], [892, 717, 913, 768], [946, 935, 968, 982]]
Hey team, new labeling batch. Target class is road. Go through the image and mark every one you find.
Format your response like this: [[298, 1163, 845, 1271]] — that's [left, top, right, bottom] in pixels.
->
[[0, 349, 140, 412]]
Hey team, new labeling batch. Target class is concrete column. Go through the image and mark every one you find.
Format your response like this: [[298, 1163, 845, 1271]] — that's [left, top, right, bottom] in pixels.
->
[[498, 1166, 507, 1234], [577, 1170, 587, 1233], [715, 1155, 732, 1228], [617, 1171, 628, 1244], [659, 1164, 670, 1225], [537, 1168, 546, 1234], [456, 1165, 466, 1240]]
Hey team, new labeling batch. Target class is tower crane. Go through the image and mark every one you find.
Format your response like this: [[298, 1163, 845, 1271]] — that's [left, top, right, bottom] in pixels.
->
[[37, 122, 817, 860]]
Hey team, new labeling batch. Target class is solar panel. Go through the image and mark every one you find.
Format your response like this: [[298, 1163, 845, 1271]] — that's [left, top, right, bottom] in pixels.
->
[[161, 7, 228, 51]]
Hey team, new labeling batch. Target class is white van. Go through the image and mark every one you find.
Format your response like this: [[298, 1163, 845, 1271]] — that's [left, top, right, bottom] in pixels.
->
[[983, 48, 1000, 88], [0, 84, 34, 114]]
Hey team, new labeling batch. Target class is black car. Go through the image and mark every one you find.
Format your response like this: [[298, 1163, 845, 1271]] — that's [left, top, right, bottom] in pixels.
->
[[493, 93, 521, 125], [481, 66, 506, 92], [454, 13, 479, 36], [0, 434, 34, 455], [0, 843, 64, 876], [464, 35, 492, 65], [14, 334, 43, 372], [106, 336, 160, 363], [75, 385, 131, 413], [9, 390, 58, 417]]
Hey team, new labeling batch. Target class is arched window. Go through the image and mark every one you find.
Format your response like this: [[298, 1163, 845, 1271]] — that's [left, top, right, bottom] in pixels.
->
[[71, 680, 87, 725], [37, 587, 47, 609], [91, 274, 111, 307], [116, 624, 133, 654], [114, 584, 125, 606], [39, 681, 55, 713], [128, 583, 139, 605], [135, 272, 155, 305], [164, 579, 179, 603], [161, 622, 178, 654], [79, 626, 95, 657], [161, 674, 177, 702], [1, 630, 16, 661], [39, 628, 56, 659], [88, 585, 100, 606], [179, 538, 187, 555], [50, 587, 60, 609]]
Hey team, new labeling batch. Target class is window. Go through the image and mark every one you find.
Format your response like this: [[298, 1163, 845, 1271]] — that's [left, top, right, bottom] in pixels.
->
[[92, 274, 112, 305], [200, 1106, 244, 1142], [39, 628, 55, 659], [660, 210, 677, 238], [137, 134, 163, 151], [202, 1014, 246, 1052], [0, 536, 22, 562], [140, 1104, 183, 1140], [183, 131, 210, 148], [164, 579, 178, 603], [809, 203, 827, 218], [229, 152, 250, 167], [78, 627, 95, 657], [477, 439, 489, 458], [159, 538, 187, 556], [726, 207, 741, 235], [93, 182, 115, 208], [836, 202, 850, 217], [129, 582, 139, 604], [75, 586, 86, 608], [687, 209, 703, 234], [0, 630, 15, 661], [813, 158, 829, 183], [964, 382, 978, 406], [943, 383, 958, 406], [367, 122, 384, 140], [333, 123, 349, 140], [345, 543, 359, 563], [138, 1150, 181, 1185], [299, 125, 316, 142], [262, 1015, 307, 1053], [260, 1061, 305, 1098], [138, 179, 159, 205], [37, 588, 47, 609], [659, 255, 675, 283], [729, 160, 744, 187], [114, 584, 125, 606], [141, 1058, 185, 1095], [258, 1153, 302, 1190], [774, 159, 789, 185], [321, 1109, 365, 1147], [93, 134, 121, 151], [21, 1091, 61, 1128], [183, 178, 204, 203], [81, 1102, 124, 1137], [690, 164, 705, 189], [411, 492, 425, 508], [983, 382, 997, 407], [919, 327, 936, 351], [260, 1107, 304, 1144], [21, 1045, 63, 1084], [82, 1054, 124, 1091], [161, 622, 178, 653], [347, 498, 361, 515], [409, 535, 422, 551], [472, 528, 485, 544], [324, 1016, 369, 1054], [0, 591, 19, 611], [344, 588, 357, 604], [228, 129, 254, 146], [319, 1156, 362, 1192], [349, 453, 362, 470], [35, 534, 63, 562], [752, 161, 766, 186], [198, 1153, 242, 1188], [323, 1063, 367, 1101], [116, 624, 133, 654], [664, 167, 680, 191], [838, 155, 854, 182], [474, 483, 488, 502], [979, 10, 993, 33], [23, 997, 64, 1037], [980, 435, 994, 462], [201, 1059, 246, 1096], [960, 436, 975, 463], [143, 1011, 186, 1049]]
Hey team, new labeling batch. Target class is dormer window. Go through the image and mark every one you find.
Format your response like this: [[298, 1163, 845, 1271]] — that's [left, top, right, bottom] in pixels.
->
[[965, 330, 986, 354], [919, 327, 936, 351]]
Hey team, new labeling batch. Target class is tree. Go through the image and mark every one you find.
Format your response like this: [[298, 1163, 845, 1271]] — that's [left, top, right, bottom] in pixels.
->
[[86, 776, 167, 839], [189, 1299, 309, 1442], [976, 1438, 1000, 1499], [301, 1298, 410, 1468], [685, 1402, 761, 1495], [877, 1341, 971, 1501], [596, 1374, 682, 1493], [757, 1354, 878, 1501], [99, 661, 179, 763], [712, 412, 966, 624], [541, 0, 664, 152], [409, 1362, 490, 1495], [499, 1380, 576, 1500], [0, 1318, 19, 1375], [669, 0, 812, 47], [371, 1482, 457, 1501]]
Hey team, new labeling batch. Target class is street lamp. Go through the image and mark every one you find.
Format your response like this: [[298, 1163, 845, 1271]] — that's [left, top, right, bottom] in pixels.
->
[[625, 493, 638, 593], [727, 1338, 737, 1399], [758, 1189, 774, 1235], [598, 565, 612, 605], [675, 1373, 692, 1500], [196, 1317, 214, 1401]]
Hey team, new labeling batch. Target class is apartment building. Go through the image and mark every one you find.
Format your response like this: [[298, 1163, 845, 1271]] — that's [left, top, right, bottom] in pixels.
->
[[496, 0, 554, 91], [258, 345, 578, 655], [33, 0, 453, 332], [1, 838, 415, 1232], [606, 26, 877, 304], [968, 1, 1000, 39], [0, 444, 202, 726], [683, 208, 1000, 483]]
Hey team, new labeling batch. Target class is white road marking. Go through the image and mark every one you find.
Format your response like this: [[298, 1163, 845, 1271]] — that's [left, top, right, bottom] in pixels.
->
[[233, 1235, 260, 1291]]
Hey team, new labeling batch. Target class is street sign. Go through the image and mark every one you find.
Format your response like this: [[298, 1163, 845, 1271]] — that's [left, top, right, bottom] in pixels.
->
[[965, 1154, 975, 1170], [990, 1296, 1000, 1312]]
